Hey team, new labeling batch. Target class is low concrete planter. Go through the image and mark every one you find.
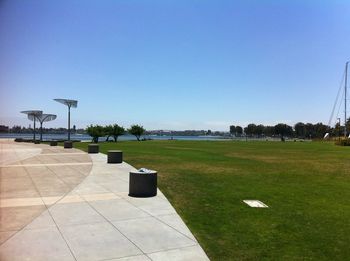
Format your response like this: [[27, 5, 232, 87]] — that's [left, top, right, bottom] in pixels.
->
[[50, 141, 58, 146], [34, 140, 40, 144], [88, 144, 99, 153], [64, 141, 73, 149], [107, 150, 123, 163], [129, 169, 157, 197]]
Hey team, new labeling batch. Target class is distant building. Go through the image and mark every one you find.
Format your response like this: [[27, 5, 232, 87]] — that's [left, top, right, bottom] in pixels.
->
[[0, 125, 9, 133]]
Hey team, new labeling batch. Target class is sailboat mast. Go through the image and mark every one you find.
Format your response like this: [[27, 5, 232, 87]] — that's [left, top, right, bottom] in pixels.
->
[[345, 61, 348, 137]]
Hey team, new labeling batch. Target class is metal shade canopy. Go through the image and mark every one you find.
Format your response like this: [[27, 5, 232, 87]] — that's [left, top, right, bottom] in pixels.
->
[[21, 110, 43, 116], [54, 99, 78, 108], [54, 98, 78, 141], [20, 110, 43, 141], [28, 114, 57, 123]]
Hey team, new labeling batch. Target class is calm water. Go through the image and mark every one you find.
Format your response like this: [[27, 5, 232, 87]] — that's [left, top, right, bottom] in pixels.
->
[[0, 133, 234, 142]]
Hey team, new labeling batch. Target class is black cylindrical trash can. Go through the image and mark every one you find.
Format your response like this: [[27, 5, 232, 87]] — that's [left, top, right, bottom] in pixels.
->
[[50, 141, 58, 146], [88, 144, 99, 153], [107, 150, 123, 163], [129, 169, 157, 197], [64, 141, 73, 149]]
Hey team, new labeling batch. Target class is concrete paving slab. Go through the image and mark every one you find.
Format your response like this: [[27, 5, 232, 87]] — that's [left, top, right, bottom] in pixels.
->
[[42, 196, 63, 206], [147, 245, 209, 261], [3, 162, 92, 168], [23, 165, 50, 177], [0, 177, 40, 199], [31, 175, 68, 189], [0, 167, 28, 179], [56, 194, 83, 204], [85, 173, 124, 183], [156, 214, 197, 242], [124, 196, 177, 216], [0, 145, 41, 165], [81, 192, 120, 202], [20, 156, 44, 165], [99, 180, 130, 193], [25, 210, 56, 230], [90, 199, 150, 222], [34, 184, 70, 197], [49, 201, 105, 226], [108, 255, 151, 261], [112, 217, 196, 254], [0, 205, 46, 231], [0, 197, 44, 208], [39, 152, 86, 156], [0, 227, 75, 261], [74, 181, 110, 195], [68, 164, 93, 175], [48, 164, 83, 175], [0, 231, 16, 245], [60, 221, 141, 261]]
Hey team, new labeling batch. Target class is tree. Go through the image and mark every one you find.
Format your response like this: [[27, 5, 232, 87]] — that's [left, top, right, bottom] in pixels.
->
[[263, 126, 275, 137], [255, 124, 264, 136], [128, 124, 145, 141], [274, 123, 293, 141], [244, 124, 257, 137], [236, 126, 243, 136], [305, 123, 315, 139], [111, 124, 125, 142], [86, 125, 105, 143], [229, 125, 236, 136], [294, 122, 306, 138], [313, 122, 329, 138], [104, 125, 114, 141]]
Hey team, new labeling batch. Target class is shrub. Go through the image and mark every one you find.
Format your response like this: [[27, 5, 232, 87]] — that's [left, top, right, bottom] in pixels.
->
[[335, 139, 350, 146]]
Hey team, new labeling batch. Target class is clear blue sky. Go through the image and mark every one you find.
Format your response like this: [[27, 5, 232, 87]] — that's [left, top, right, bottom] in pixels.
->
[[0, 0, 349, 131]]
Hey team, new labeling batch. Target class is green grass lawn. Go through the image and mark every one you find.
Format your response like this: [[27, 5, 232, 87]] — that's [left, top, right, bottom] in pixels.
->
[[73, 140, 350, 260]]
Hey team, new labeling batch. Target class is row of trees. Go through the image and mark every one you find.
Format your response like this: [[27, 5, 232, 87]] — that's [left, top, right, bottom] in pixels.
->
[[230, 124, 294, 139], [230, 121, 350, 139], [86, 124, 145, 143]]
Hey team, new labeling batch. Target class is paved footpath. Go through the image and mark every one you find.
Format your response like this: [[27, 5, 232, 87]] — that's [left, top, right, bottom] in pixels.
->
[[0, 140, 209, 261]]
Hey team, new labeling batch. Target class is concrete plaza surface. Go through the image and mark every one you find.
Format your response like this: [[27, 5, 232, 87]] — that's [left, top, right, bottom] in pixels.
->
[[0, 140, 209, 261]]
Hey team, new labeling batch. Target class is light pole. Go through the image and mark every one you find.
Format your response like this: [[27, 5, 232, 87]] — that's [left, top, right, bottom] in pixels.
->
[[54, 99, 78, 141], [21, 110, 43, 141]]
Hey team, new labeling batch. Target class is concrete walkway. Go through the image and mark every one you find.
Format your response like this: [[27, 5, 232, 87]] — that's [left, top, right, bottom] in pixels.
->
[[0, 140, 209, 261]]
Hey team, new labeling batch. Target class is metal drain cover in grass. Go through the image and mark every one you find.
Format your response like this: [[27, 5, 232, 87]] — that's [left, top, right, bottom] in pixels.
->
[[243, 200, 268, 208]]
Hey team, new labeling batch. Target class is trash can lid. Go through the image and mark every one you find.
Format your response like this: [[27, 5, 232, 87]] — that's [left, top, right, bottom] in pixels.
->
[[131, 168, 157, 174]]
